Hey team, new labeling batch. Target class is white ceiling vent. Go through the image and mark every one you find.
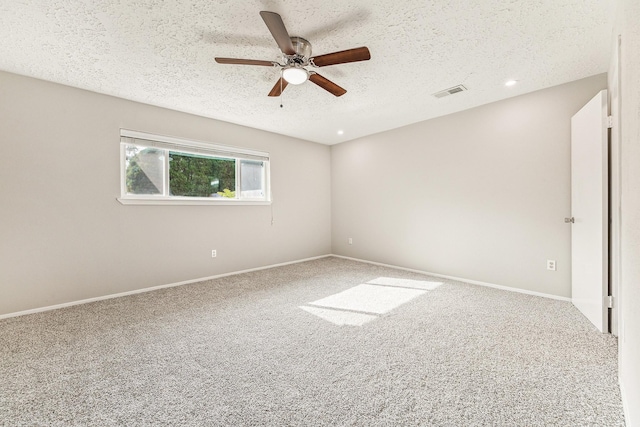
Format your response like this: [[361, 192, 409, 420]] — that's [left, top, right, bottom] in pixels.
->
[[432, 85, 468, 98]]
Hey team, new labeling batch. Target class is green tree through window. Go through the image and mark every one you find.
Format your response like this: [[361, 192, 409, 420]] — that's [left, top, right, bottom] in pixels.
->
[[168, 152, 235, 197]]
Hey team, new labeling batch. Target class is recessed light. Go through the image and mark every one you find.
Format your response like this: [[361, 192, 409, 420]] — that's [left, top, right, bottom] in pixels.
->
[[505, 80, 518, 87], [337, 130, 344, 135]]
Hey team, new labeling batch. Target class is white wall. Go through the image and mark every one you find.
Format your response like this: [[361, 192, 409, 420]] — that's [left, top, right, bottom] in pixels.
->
[[614, 0, 640, 423], [0, 71, 332, 316], [331, 74, 606, 298]]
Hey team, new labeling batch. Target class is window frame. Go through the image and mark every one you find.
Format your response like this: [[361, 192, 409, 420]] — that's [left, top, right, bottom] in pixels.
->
[[118, 129, 271, 206]]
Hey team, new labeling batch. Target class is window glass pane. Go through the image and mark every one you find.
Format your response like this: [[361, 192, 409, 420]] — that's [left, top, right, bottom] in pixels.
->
[[125, 145, 164, 195], [169, 152, 236, 198], [240, 160, 265, 199]]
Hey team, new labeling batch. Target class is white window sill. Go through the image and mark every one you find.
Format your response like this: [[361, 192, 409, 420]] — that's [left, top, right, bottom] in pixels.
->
[[117, 197, 271, 206]]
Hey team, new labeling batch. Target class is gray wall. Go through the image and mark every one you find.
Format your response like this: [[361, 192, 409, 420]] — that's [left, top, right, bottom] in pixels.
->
[[0, 71, 332, 316], [331, 74, 607, 298], [614, 0, 640, 422]]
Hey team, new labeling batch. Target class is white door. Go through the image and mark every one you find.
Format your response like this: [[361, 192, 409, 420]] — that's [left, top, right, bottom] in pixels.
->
[[570, 90, 608, 333]]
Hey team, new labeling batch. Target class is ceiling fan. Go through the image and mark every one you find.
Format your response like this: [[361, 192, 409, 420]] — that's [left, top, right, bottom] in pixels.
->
[[215, 11, 371, 97]]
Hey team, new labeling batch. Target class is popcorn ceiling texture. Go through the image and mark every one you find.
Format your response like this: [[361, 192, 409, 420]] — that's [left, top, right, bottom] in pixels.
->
[[0, 0, 612, 144]]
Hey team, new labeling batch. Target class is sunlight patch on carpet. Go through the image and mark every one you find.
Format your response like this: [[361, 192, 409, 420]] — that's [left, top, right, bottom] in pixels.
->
[[299, 306, 377, 326], [367, 277, 443, 290], [309, 284, 425, 314], [300, 277, 443, 326]]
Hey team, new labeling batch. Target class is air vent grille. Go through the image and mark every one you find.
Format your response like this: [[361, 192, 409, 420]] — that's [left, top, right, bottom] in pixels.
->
[[432, 84, 467, 98]]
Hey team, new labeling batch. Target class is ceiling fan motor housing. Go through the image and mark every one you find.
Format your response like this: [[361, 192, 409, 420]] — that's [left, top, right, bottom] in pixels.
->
[[289, 37, 312, 63]]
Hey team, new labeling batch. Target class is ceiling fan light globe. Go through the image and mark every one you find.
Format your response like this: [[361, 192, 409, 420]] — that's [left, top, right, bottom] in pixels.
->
[[282, 67, 308, 85]]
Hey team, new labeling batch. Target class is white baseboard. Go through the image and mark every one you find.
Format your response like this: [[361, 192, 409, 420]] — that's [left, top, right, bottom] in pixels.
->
[[0, 254, 332, 320], [0, 253, 571, 320], [620, 380, 632, 427], [331, 254, 571, 302]]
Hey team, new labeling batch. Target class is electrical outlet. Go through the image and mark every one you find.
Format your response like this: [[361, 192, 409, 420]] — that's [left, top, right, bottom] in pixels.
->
[[546, 260, 556, 271], [348, 237, 353, 245], [211, 250, 217, 258]]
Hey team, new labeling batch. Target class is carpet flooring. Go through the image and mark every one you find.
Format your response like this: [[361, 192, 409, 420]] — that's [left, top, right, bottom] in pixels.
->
[[0, 257, 625, 426]]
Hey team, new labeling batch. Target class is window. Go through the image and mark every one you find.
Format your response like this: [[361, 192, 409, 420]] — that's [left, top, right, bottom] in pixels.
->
[[119, 130, 270, 205]]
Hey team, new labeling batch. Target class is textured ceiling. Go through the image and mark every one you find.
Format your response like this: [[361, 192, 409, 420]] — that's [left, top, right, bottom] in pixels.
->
[[0, 0, 613, 144]]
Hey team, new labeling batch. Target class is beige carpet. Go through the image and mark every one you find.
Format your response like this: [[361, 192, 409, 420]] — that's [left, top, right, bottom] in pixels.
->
[[0, 257, 625, 426]]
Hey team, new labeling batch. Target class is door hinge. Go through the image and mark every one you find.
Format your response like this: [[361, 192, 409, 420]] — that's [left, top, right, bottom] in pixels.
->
[[605, 295, 614, 308], [564, 217, 575, 223], [607, 115, 614, 129]]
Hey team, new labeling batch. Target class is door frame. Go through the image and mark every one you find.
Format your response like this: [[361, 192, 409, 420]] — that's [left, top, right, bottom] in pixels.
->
[[608, 34, 622, 336]]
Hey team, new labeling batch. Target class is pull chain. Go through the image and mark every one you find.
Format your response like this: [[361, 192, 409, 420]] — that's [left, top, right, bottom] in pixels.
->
[[279, 70, 284, 108]]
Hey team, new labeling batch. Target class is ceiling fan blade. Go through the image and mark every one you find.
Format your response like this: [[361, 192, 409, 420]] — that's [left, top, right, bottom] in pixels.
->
[[268, 77, 289, 97], [311, 47, 371, 67], [259, 11, 295, 55], [215, 58, 276, 66], [309, 73, 346, 97]]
